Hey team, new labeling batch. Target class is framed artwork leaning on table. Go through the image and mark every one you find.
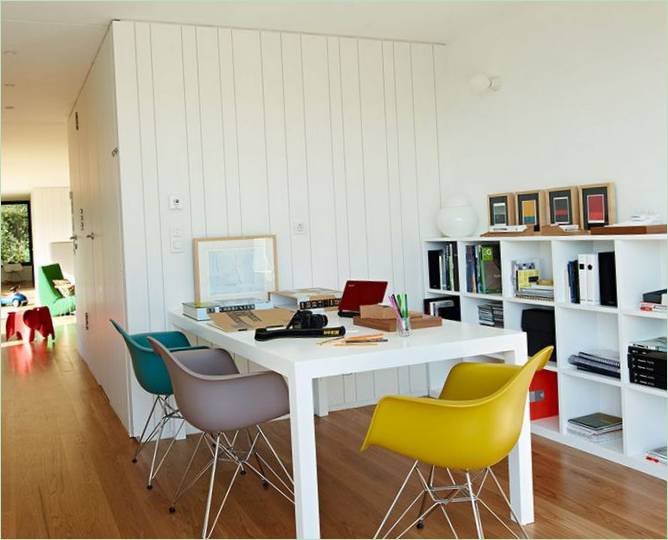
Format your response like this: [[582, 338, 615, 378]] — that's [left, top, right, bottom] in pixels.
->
[[487, 192, 516, 227], [193, 235, 277, 303], [516, 190, 546, 232], [579, 182, 616, 230], [546, 186, 580, 226]]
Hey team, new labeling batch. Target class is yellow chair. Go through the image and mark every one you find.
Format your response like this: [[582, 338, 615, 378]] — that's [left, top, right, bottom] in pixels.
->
[[361, 346, 553, 539]]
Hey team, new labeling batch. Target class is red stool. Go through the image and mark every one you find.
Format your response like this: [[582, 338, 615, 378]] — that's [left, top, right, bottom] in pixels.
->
[[5, 307, 55, 342]]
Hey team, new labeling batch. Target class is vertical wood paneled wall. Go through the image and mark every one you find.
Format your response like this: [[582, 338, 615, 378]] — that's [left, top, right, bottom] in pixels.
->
[[112, 21, 448, 420]]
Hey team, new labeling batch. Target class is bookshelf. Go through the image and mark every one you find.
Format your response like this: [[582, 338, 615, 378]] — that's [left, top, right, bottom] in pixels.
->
[[423, 234, 667, 479]]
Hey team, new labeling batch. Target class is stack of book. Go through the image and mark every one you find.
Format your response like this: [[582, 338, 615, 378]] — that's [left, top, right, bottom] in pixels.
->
[[477, 302, 504, 327], [640, 288, 667, 313], [567, 412, 623, 443], [516, 283, 554, 302], [639, 302, 667, 314], [511, 259, 554, 302], [427, 243, 459, 291], [465, 244, 501, 295], [568, 349, 620, 378], [628, 337, 666, 390], [182, 298, 273, 321], [645, 446, 667, 465]]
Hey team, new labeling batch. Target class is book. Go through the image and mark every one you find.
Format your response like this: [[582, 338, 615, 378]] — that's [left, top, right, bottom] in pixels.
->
[[645, 446, 667, 464], [631, 337, 667, 353], [568, 412, 622, 432], [270, 288, 341, 311], [566, 260, 580, 303], [182, 298, 272, 321]]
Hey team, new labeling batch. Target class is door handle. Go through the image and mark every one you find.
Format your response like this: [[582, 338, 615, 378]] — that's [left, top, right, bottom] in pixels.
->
[[69, 235, 78, 240], [86, 232, 96, 240]]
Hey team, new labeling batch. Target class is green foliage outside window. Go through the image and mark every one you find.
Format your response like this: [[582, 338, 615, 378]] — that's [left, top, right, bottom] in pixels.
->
[[1, 203, 31, 264]]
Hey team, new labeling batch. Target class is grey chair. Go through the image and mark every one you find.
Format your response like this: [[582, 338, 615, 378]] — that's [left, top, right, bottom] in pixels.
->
[[149, 337, 294, 539]]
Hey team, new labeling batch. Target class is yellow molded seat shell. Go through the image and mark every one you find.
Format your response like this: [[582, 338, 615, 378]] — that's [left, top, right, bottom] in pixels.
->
[[361, 346, 553, 471]]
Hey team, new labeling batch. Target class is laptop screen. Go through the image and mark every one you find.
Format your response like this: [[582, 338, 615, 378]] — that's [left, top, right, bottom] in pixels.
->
[[338, 280, 388, 313]]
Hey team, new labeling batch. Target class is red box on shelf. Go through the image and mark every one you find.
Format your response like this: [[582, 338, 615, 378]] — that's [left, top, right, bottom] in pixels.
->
[[529, 369, 558, 420]]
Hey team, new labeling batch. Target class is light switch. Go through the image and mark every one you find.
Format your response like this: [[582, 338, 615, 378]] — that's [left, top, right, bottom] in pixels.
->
[[170, 227, 184, 253], [169, 195, 184, 210]]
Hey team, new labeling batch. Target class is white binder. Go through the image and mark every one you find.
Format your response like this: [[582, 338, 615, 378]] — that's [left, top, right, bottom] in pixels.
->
[[587, 253, 600, 305], [578, 254, 590, 304]]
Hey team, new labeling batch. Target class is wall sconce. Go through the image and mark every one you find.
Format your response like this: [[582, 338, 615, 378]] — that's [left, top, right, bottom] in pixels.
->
[[469, 73, 501, 94]]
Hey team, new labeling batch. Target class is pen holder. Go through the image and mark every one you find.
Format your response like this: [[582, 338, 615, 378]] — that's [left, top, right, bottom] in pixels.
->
[[397, 316, 411, 337]]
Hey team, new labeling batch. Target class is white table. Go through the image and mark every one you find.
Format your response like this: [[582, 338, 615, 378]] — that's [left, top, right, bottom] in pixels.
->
[[168, 310, 532, 539]]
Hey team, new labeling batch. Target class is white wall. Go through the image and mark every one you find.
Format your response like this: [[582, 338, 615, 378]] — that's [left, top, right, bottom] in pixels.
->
[[1, 122, 70, 196], [112, 20, 448, 419], [439, 2, 667, 231], [30, 187, 72, 294]]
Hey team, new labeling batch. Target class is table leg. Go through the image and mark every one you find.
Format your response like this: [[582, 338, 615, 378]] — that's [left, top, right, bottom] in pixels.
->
[[289, 369, 321, 539], [505, 343, 534, 525]]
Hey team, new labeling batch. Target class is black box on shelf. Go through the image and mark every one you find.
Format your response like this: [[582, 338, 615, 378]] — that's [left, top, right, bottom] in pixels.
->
[[521, 308, 556, 362]]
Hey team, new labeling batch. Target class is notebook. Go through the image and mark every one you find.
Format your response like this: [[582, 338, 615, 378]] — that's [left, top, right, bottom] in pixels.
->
[[337, 280, 388, 317]]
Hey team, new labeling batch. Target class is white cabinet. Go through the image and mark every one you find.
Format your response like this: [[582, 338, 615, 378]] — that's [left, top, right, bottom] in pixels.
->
[[424, 234, 667, 479]]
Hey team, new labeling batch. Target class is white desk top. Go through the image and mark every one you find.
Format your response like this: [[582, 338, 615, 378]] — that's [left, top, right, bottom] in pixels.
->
[[169, 310, 526, 378]]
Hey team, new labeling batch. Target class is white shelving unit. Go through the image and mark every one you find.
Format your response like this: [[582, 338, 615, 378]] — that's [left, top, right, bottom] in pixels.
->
[[423, 234, 667, 479]]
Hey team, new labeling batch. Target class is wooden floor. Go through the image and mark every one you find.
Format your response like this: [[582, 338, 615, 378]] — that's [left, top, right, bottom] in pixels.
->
[[2, 324, 666, 539]]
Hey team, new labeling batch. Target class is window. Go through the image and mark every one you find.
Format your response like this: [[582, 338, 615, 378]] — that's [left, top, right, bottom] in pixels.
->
[[1, 201, 33, 265]]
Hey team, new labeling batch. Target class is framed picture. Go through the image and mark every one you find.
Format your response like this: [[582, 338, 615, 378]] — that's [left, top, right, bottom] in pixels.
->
[[546, 186, 580, 226], [515, 190, 546, 232], [487, 193, 516, 227], [193, 235, 278, 303], [579, 182, 616, 230]]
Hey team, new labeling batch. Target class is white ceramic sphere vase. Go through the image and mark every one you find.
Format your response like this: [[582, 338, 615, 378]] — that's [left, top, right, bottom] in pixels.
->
[[437, 195, 478, 237]]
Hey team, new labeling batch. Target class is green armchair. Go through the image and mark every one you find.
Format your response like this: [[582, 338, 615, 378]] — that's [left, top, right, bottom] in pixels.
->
[[37, 264, 76, 316]]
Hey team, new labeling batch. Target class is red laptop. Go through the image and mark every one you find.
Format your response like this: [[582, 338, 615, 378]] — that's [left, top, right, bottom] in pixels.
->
[[337, 280, 388, 317]]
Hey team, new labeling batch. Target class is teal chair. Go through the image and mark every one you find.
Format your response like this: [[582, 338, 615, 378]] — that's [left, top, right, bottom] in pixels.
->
[[111, 319, 208, 489]]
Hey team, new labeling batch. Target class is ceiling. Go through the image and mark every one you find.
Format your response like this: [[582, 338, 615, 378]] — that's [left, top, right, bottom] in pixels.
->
[[0, 1, 524, 195], [1, 1, 525, 126]]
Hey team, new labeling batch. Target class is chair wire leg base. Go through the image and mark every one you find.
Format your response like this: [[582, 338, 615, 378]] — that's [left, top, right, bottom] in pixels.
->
[[375, 464, 528, 540], [132, 395, 160, 463]]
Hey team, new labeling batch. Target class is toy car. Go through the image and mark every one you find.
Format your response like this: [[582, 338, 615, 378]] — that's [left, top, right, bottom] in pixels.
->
[[1, 286, 28, 308]]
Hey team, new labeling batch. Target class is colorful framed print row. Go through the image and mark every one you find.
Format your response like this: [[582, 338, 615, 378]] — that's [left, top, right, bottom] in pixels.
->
[[487, 182, 615, 231]]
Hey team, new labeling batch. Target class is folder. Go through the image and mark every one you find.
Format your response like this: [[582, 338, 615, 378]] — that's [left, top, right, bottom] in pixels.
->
[[578, 254, 589, 304], [587, 253, 600, 305]]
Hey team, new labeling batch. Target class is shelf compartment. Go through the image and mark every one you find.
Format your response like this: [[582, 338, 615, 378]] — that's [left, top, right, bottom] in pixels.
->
[[551, 239, 615, 304], [615, 238, 666, 310], [622, 388, 667, 460], [558, 374, 622, 437], [554, 307, 618, 370]]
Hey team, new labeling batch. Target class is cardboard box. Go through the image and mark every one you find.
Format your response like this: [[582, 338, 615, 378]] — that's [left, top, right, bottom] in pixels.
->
[[209, 308, 293, 332]]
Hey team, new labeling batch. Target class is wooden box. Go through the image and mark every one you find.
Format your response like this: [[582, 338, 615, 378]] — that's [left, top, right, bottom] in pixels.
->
[[353, 314, 442, 332]]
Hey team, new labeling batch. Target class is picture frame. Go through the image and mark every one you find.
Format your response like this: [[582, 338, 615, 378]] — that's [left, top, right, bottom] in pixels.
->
[[193, 235, 278, 303], [579, 182, 616, 230], [487, 192, 516, 227], [546, 186, 580, 226], [515, 190, 546, 232]]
